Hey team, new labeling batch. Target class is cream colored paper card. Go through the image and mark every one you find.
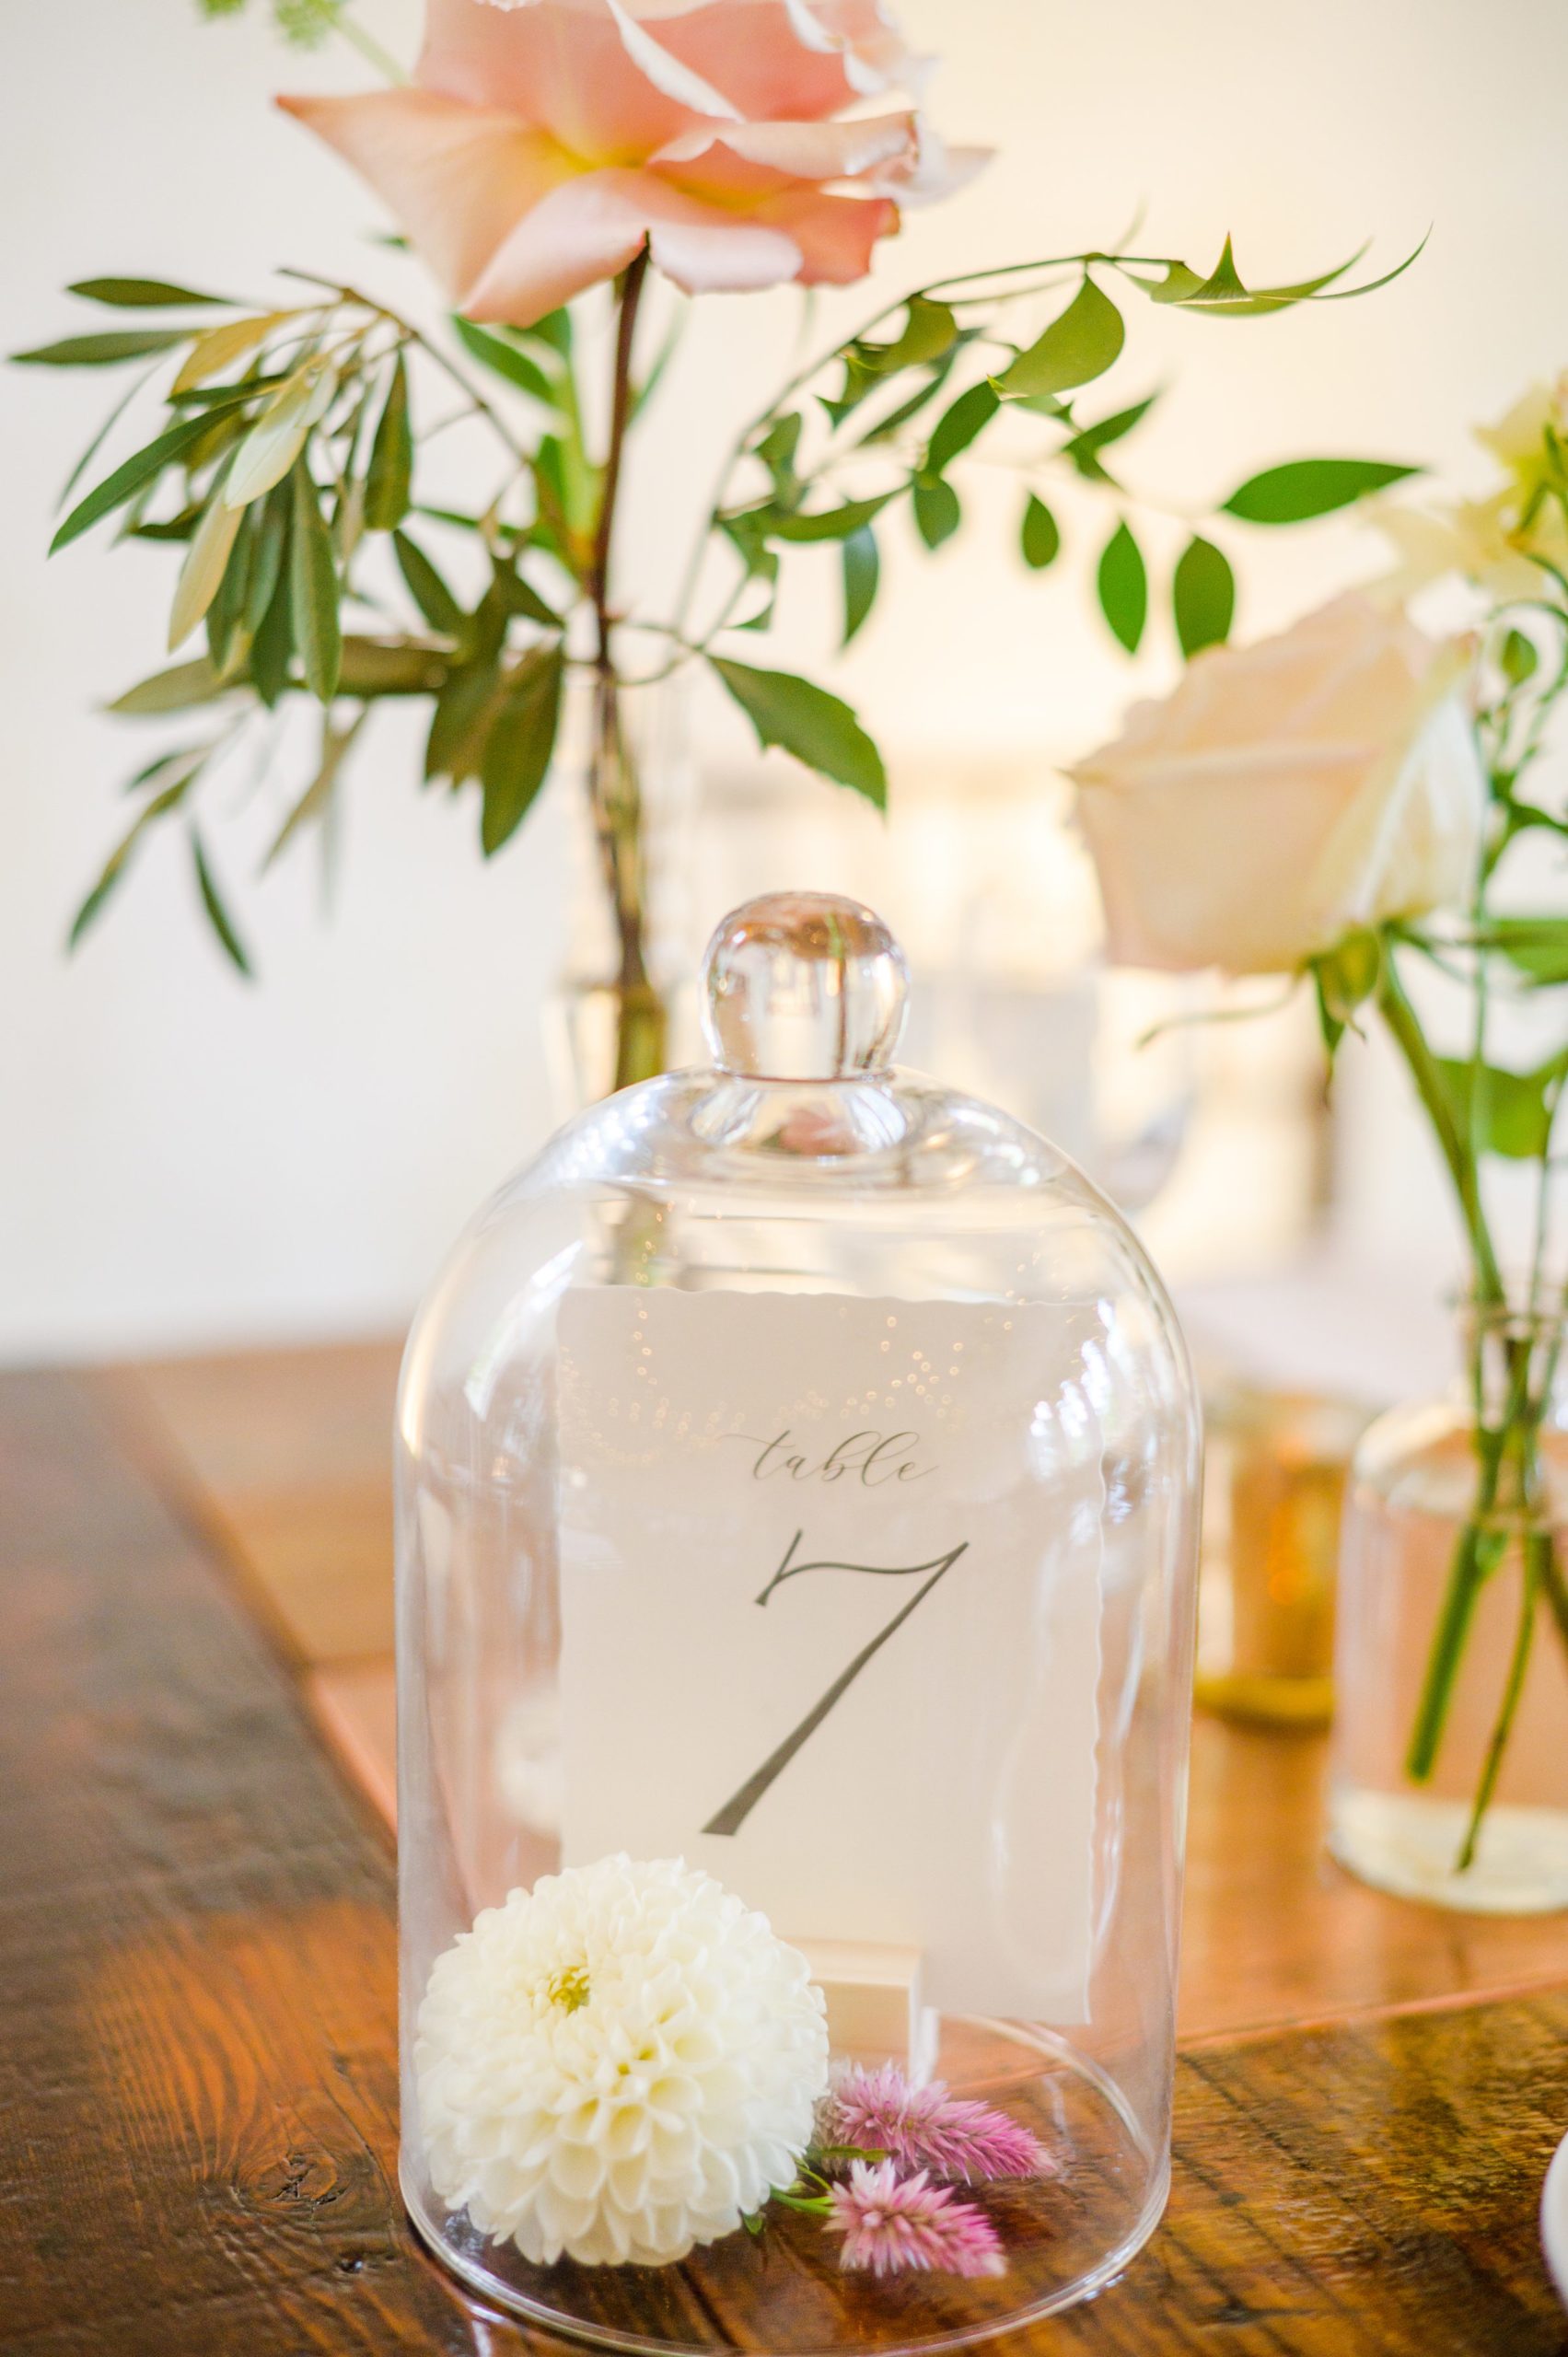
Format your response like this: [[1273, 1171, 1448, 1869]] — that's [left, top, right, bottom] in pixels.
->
[[557, 1289, 1103, 2024]]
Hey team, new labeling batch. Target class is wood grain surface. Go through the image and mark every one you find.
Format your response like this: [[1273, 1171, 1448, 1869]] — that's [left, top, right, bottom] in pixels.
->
[[4, 1357, 1564, 2353]]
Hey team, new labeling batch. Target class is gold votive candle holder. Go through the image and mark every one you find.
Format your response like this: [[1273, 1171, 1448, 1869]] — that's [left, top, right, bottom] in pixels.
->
[[1195, 1385, 1373, 1729]]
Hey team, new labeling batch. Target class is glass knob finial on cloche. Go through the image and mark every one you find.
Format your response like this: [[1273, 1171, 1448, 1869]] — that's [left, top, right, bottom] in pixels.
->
[[701, 892, 909, 1083]]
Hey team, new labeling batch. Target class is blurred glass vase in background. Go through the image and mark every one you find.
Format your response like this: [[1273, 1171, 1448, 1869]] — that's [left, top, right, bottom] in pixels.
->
[[1331, 1297, 1568, 1912], [1196, 1387, 1369, 1729], [543, 681, 699, 1113], [697, 760, 1202, 1220]]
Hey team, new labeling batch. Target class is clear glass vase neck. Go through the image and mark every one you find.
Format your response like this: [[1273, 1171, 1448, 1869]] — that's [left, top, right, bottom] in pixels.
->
[[1455, 1291, 1568, 1434]]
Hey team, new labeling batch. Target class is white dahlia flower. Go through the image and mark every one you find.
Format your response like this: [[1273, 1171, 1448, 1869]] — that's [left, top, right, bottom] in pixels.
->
[[414, 1855, 830, 2268]]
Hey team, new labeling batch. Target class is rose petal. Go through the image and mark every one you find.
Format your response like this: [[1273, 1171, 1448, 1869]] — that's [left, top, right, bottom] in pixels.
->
[[470, 0, 928, 113], [749, 185, 900, 283], [277, 89, 573, 305], [603, 0, 743, 120], [463, 168, 804, 320], [650, 0, 926, 116], [1071, 595, 1486, 974], [894, 130, 992, 207], [653, 111, 919, 190], [417, 0, 714, 157]]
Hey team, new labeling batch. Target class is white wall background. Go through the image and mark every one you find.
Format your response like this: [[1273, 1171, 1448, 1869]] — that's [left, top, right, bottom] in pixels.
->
[[4, 0, 1567, 1363]]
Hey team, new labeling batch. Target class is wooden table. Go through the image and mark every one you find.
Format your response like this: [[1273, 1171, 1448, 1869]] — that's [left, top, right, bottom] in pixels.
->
[[4, 1344, 1567, 2354]]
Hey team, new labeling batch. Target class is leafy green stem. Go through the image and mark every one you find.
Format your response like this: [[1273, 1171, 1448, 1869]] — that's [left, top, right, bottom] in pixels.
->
[[277, 271, 533, 467], [587, 247, 665, 1092], [1376, 950, 1504, 1305]]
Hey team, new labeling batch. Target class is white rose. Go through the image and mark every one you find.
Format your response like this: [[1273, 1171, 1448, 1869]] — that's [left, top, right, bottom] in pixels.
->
[[1372, 376, 1568, 600], [1070, 593, 1486, 976]]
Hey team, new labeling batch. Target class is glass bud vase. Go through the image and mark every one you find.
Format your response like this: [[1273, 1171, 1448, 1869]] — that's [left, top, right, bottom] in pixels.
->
[[396, 892, 1202, 2349], [1330, 1298, 1568, 1911], [544, 675, 697, 1114]]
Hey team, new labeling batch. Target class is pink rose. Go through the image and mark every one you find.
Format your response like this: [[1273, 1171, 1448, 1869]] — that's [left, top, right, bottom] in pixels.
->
[[280, 0, 981, 326]]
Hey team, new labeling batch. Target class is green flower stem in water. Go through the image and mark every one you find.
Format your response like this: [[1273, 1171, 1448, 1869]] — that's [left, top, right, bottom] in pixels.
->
[[1457, 1525, 1544, 1871], [1376, 950, 1559, 1848]]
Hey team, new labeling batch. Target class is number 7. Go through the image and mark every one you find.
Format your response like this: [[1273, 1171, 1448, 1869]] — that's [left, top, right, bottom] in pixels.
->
[[703, 1537, 968, 1837]]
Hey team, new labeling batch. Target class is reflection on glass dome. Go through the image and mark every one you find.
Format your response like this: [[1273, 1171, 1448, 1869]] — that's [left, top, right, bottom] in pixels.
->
[[396, 893, 1202, 2351]]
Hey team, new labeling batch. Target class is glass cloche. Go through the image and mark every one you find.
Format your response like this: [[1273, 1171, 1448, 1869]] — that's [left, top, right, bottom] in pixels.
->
[[396, 891, 1202, 2349]]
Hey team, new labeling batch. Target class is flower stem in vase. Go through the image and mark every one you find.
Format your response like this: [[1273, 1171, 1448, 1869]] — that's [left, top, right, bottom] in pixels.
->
[[587, 246, 667, 1094], [1457, 1522, 1545, 1870]]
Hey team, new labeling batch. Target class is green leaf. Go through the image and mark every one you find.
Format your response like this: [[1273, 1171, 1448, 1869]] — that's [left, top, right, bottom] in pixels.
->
[[261, 710, 365, 870], [1502, 628, 1539, 686], [880, 296, 959, 372], [1471, 916, 1568, 987], [1180, 235, 1249, 307], [128, 507, 203, 543], [168, 373, 288, 414], [14, 329, 192, 366], [168, 488, 245, 650], [250, 545, 295, 708], [1020, 493, 1060, 570], [925, 381, 1000, 476], [67, 760, 206, 948], [1173, 534, 1235, 658], [172, 310, 295, 395], [289, 458, 342, 702], [842, 525, 878, 647], [224, 361, 337, 507], [1308, 926, 1382, 1055], [55, 361, 162, 514], [535, 429, 598, 540], [68, 276, 232, 309], [1137, 238, 1427, 317], [1223, 458, 1418, 525], [494, 563, 563, 628], [754, 412, 803, 493], [856, 349, 961, 447], [481, 644, 564, 854], [735, 540, 781, 633], [828, 302, 960, 426], [710, 656, 886, 808], [394, 528, 465, 635], [243, 487, 289, 634], [51, 411, 215, 552], [531, 307, 575, 360], [458, 579, 511, 671], [912, 474, 960, 549], [411, 502, 495, 537], [1061, 394, 1156, 483], [364, 352, 413, 530], [998, 278, 1124, 401], [338, 636, 448, 697], [425, 661, 503, 784], [1143, 261, 1208, 307], [450, 315, 560, 409], [107, 656, 234, 714], [191, 830, 254, 977], [1434, 1053, 1568, 1160], [1098, 521, 1147, 654], [768, 493, 893, 543], [206, 500, 255, 677]]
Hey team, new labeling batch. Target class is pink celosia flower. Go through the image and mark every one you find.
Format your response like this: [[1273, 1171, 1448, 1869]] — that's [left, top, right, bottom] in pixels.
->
[[827, 2161, 1005, 2279], [280, 0, 986, 327], [828, 2063, 1051, 2185]]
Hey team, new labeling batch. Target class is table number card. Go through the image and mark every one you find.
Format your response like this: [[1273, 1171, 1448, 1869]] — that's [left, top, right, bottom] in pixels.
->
[[556, 1288, 1105, 2025]]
